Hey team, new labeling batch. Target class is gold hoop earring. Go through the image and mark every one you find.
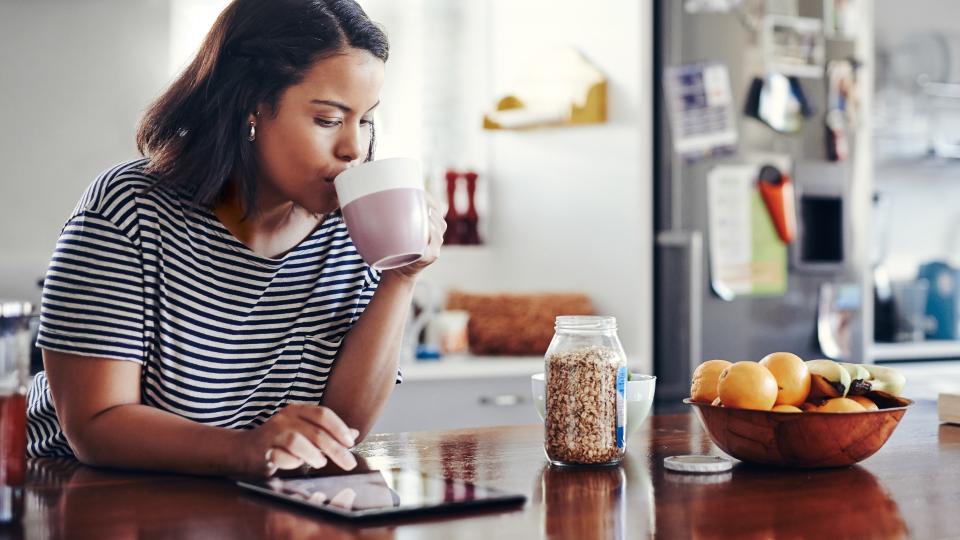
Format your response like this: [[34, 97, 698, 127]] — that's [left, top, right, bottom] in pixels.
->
[[247, 122, 256, 142]]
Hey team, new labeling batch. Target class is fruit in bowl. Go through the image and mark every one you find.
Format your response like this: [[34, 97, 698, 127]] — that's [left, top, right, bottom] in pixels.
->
[[686, 354, 912, 467]]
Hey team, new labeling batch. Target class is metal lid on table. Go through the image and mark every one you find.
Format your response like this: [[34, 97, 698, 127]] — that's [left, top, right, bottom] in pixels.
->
[[663, 455, 734, 473]]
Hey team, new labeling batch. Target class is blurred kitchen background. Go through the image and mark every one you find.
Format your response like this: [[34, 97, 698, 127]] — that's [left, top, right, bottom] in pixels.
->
[[1, 0, 959, 431]]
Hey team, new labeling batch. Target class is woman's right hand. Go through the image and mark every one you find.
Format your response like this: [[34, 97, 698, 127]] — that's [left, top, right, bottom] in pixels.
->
[[238, 404, 360, 477]]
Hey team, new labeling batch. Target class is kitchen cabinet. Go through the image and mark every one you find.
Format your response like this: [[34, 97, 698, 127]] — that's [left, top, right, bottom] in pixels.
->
[[370, 356, 545, 434], [372, 354, 650, 433]]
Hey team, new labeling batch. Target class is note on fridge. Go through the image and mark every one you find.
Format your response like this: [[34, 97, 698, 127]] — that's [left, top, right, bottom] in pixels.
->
[[663, 62, 738, 161]]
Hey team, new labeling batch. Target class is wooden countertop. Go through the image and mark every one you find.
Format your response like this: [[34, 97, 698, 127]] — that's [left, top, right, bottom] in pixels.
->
[[16, 400, 960, 538]]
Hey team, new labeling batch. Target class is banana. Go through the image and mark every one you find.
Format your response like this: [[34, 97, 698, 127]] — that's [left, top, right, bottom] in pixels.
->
[[862, 364, 907, 397], [806, 359, 851, 399], [840, 362, 872, 395]]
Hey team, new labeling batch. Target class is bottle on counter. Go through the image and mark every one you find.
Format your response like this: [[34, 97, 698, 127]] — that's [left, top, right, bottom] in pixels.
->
[[0, 301, 32, 523]]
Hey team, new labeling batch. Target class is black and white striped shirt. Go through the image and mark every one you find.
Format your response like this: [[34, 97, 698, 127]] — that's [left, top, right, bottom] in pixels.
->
[[27, 159, 395, 457]]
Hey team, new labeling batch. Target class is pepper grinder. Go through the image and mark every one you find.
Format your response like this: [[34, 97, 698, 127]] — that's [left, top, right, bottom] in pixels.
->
[[443, 169, 461, 245], [461, 171, 482, 245]]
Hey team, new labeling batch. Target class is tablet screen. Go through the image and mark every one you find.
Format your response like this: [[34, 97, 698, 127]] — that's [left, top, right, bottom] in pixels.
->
[[238, 467, 525, 519]]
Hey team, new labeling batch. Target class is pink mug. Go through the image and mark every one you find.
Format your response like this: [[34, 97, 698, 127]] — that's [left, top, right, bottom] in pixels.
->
[[334, 158, 429, 270]]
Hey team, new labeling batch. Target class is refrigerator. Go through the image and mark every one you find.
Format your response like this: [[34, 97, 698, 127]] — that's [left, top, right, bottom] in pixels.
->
[[652, 1, 871, 407]]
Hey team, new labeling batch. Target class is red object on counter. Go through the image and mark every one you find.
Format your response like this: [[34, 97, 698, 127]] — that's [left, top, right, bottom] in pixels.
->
[[0, 394, 25, 488], [443, 170, 462, 245], [461, 171, 482, 245]]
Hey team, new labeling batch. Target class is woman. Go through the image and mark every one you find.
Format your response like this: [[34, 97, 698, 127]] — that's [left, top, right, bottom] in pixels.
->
[[27, 0, 443, 478]]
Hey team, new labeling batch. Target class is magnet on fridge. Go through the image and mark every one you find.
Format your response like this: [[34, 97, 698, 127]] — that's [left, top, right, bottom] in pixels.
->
[[757, 165, 796, 244], [744, 73, 815, 134]]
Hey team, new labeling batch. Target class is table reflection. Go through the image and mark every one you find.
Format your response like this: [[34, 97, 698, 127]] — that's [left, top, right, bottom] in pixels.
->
[[660, 463, 907, 540], [264, 510, 395, 540], [540, 464, 626, 540], [25, 458, 397, 540], [939, 423, 960, 446]]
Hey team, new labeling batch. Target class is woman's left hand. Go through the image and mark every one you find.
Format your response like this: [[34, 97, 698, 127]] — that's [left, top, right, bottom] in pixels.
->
[[384, 192, 445, 281]]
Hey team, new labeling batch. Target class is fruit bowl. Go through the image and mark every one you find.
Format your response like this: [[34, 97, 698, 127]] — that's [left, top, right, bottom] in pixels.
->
[[684, 393, 913, 468]]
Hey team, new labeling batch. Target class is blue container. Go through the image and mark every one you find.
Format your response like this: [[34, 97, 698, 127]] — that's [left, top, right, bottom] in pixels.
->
[[918, 261, 960, 340]]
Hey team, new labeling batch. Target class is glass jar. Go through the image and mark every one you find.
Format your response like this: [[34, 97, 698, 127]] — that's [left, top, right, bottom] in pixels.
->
[[544, 316, 627, 466]]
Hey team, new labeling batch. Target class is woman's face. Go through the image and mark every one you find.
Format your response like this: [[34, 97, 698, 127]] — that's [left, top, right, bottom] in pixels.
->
[[251, 47, 384, 214]]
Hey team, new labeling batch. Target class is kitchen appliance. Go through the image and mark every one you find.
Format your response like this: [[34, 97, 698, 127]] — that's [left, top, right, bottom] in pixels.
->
[[918, 261, 960, 340], [653, 1, 869, 406], [890, 279, 930, 342]]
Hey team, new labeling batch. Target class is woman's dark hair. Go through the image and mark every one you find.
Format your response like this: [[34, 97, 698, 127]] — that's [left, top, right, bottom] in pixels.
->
[[136, 0, 388, 214]]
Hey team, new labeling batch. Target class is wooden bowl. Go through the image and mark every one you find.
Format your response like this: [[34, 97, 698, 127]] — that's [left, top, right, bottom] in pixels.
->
[[684, 394, 913, 468]]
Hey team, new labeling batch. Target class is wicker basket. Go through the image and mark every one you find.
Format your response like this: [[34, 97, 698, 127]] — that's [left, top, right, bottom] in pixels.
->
[[445, 291, 593, 356]]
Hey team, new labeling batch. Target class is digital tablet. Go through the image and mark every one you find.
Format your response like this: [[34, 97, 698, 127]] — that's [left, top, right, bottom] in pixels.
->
[[237, 466, 526, 520]]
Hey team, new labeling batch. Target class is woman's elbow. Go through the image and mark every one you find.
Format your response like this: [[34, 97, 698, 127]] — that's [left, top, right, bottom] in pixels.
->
[[66, 436, 99, 466], [61, 420, 112, 467]]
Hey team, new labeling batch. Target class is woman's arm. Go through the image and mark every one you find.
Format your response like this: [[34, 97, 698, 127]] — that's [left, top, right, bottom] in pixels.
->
[[44, 351, 359, 476], [43, 351, 245, 474], [320, 195, 447, 441], [319, 271, 415, 441]]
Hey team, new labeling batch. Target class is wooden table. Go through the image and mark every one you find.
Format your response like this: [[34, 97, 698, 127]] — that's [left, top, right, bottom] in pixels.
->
[[13, 401, 960, 539]]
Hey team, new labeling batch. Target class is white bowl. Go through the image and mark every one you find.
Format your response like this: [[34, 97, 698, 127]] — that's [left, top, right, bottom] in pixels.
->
[[530, 372, 656, 438]]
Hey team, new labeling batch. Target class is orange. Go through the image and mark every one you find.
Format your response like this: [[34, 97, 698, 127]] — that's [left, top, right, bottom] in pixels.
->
[[711, 396, 722, 407], [848, 395, 879, 411], [810, 397, 866, 413], [690, 359, 732, 403], [771, 404, 802, 413], [759, 352, 811, 406], [717, 361, 778, 411]]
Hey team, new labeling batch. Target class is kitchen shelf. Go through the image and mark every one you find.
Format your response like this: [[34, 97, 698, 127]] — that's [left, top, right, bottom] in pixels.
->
[[871, 341, 960, 361], [399, 354, 646, 381]]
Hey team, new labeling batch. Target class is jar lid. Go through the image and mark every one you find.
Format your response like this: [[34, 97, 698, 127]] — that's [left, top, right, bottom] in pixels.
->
[[555, 315, 617, 332], [663, 455, 734, 473]]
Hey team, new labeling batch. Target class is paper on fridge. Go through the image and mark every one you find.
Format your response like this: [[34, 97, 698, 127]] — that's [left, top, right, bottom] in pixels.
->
[[707, 165, 788, 300], [663, 62, 738, 161]]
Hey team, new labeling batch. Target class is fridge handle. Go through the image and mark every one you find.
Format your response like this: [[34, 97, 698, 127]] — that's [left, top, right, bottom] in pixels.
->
[[655, 231, 703, 402]]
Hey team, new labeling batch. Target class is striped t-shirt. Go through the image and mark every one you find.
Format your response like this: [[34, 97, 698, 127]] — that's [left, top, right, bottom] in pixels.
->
[[28, 159, 397, 457]]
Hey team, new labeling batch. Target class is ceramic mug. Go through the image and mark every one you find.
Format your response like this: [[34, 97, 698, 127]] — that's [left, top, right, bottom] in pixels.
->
[[334, 158, 429, 270]]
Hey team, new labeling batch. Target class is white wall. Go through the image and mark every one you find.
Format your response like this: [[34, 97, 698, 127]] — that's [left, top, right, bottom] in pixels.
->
[[874, 162, 960, 278], [0, 0, 171, 302], [418, 0, 653, 372], [0, 0, 654, 374]]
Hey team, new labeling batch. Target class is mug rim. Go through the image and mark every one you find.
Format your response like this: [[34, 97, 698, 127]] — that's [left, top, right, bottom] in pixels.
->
[[333, 157, 423, 206]]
